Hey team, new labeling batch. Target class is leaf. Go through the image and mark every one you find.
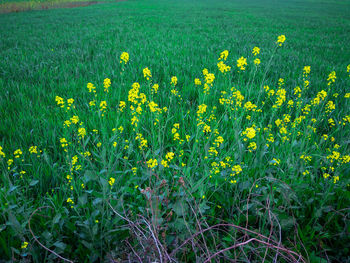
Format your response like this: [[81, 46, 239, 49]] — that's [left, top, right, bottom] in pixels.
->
[[52, 213, 61, 224], [53, 241, 66, 251], [29, 180, 39, 186], [78, 194, 88, 206]]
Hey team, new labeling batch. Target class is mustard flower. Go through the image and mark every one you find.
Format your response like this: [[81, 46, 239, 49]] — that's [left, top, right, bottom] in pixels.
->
[[165, 152, 175, 161], [252, 47, 260, 56], [152, 84, 159, 93], [194, 78, 202, 85], [78, 127, 86, 139], [55, 96, 64, 108], [109, 177, 115, 186], [119, 101, 126, 112], [218, 50, 229, 60], [327, 71, 336, 86], [303, 66, 311, 76], [29, 146, 38, 154], [161, 159, 169, 167], [143, 67, 152, 80], [87, 83, 96, 93], [120, 52, 129, 64], [14, 149, 22, 158], [242, 127, 256, 139], [21, 241, 29, 249], [277, 35, 286, 46], [237, 56, 247, 70], [0, 146, 5, 158], [147, 158, 158, 169], [171, 76, 178, 86], [253, 58, 260, 65], [104, 78, 111, 93]]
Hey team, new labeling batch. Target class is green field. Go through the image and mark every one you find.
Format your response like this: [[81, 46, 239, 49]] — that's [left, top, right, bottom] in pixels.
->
[[1, 0, 350, 262]]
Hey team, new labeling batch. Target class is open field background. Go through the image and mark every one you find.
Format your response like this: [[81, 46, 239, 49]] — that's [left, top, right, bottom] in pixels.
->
[[1, 0, 350, 262]]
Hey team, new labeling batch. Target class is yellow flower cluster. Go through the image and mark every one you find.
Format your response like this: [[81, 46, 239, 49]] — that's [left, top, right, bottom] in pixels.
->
[[143, 67, 152, 80], [237, 56, 247, 71], [120, 52, 129, 64], [147, 158, 158, 169], [276, 34, 286, 46], [103, 78, 111, 93]]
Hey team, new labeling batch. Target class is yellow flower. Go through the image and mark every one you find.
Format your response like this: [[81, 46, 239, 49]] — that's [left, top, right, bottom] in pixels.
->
[[78, 127, 86, 139], [194, 78, 202, 85], [147, 158, 158, 169], [252, 46, 260, 56], [242, 127, 256, 139], [152, 84, 159, 93], [217, 61, 231, 73], [14, 149, 22, 158], [7, 159, 13, 168], [270, 158, 280, 166], [120, 52, 129, 64], [276, 35, 286, 46], [327, 71, 336, 86], [21, 241, 29, 249], [248, 142, 257, 151], [0, 146, 5, 158], [218, 50, 229, 60], [70, 115, 79, 124], [143, 67, 152, 80], [253, 58, 260, 65], [109, 177, 115, 186], [29, 146, 38, 154], [103, 78, 111, 93], [97, 142, 102, 147], [100, 101, 107, 112], [171, 76, 178, 86], [197, 104, 207, 116], [237, 56, 247, 70], [67, 98, 74, 105], [231, 165, 242, 175], [165, 152, 175, 161], [87, 83, 96, 93], [55, 96, 64, 108], [303, 66, 311, 76], [203, 124, 211, 133], [119, 101, 126, 112], [161, 159, 169, 167]]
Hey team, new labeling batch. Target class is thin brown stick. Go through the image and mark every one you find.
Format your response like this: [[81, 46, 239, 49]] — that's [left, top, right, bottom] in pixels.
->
[[28, 206, 73, 263], [204, 238, 303, 263], [171, 223, 304, 262]]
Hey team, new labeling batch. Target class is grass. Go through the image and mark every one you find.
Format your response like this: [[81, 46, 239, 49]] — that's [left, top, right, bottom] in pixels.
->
[[0, 0, 350, 262]]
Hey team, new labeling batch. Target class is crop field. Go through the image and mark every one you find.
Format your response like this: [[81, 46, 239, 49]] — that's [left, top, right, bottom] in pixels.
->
[[0, 0, 350, 262]]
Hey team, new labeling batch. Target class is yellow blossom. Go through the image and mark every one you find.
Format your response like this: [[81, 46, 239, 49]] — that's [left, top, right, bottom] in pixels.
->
[[237, 56, 247, 70], [143, 67, 152, 80], [120, 52, 129, 64], [103, 78, 111, 93], [277, 35, 286, 46], [252, 47, 260, 56], [171, 76, 178, 86]]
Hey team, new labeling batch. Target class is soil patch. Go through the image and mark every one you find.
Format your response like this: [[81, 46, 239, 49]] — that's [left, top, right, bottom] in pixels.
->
[[0, 0, 125, 14]]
